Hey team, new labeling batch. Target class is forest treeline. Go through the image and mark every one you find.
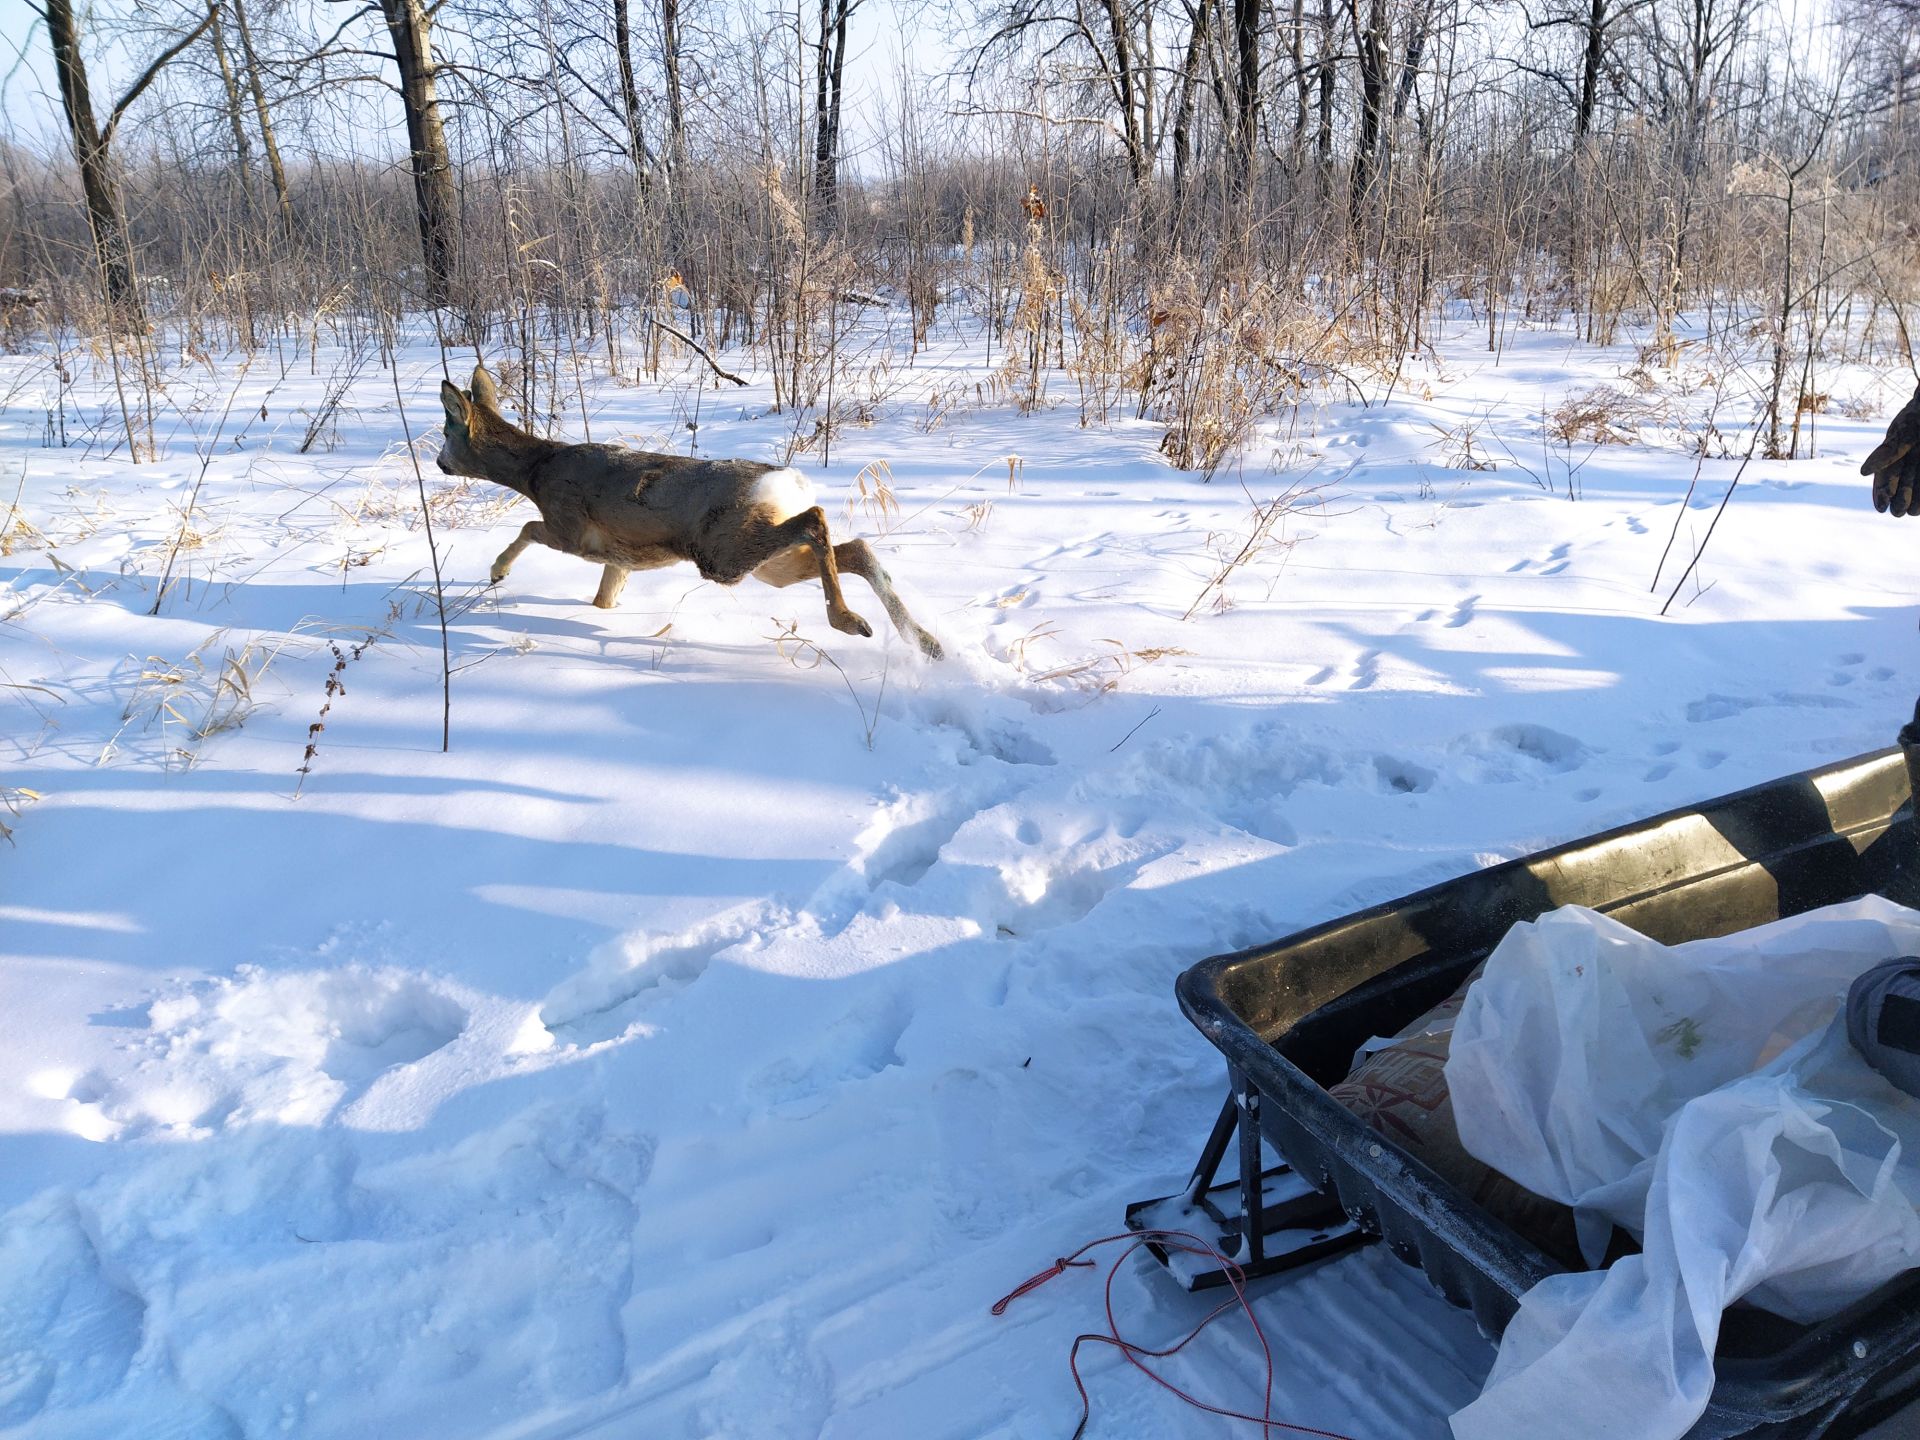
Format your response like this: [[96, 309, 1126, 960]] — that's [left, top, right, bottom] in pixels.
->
[[4, 0, 1919, 465]]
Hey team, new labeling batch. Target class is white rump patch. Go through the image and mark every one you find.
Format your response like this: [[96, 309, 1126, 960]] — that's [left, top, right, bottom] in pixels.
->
[[747, 466, 817, 522]]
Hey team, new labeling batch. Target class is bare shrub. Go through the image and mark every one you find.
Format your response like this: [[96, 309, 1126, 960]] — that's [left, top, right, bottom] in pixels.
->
[[1548, 384, 1677, 446]]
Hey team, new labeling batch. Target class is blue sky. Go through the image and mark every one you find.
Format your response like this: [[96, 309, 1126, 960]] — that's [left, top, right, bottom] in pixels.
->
[[0, 0, 958, 167]]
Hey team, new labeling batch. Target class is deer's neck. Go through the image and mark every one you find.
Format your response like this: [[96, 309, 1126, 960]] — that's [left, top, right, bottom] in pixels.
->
[[474, 428, 562, 500]]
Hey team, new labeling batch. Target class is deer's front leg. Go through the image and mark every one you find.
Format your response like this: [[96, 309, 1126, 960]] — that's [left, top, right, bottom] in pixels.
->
[[592, 564, 629, 609], [490, 520, 548, 585]]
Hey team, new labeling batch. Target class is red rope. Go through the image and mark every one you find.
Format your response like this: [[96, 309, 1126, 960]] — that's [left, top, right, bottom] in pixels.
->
[[990, 1228, 1362, 1440], [992, 1255, 1098, 1315]]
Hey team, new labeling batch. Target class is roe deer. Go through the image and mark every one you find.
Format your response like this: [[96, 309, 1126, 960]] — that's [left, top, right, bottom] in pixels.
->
[[436, 364, 943, 659]]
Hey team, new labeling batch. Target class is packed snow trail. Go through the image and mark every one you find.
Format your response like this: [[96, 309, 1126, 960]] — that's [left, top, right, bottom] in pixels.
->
[[2, 317, 1917, 1438]]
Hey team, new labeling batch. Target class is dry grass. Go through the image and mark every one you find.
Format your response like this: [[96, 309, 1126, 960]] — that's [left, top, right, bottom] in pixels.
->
[[917, 386, 959, 434], [105, 630, 294, 768], [1427, 417, 1498, 471], [299, 338, 373, 454], [1026, 638, 1187, 695], [1000, 234, 1060, 416], [0, 514, 46, 558], [157, 502, 226, 555], [0, 786, 43, 846], [844, 459, 900, 532], [295, 629, 382, 796], [1140, 265, 1352, 478], [1184, 481, 1327, 620], [1001, 619, 1187, 697], [769, 619, 885, 750], [1549, 383, 1678, 445]]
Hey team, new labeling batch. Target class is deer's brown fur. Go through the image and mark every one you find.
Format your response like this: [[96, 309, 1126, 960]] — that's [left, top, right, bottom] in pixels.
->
[[436, 364, 942, 658]]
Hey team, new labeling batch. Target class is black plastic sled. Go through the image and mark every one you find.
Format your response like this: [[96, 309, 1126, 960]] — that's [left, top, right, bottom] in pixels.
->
[[1133, 709, 1920, 1440]]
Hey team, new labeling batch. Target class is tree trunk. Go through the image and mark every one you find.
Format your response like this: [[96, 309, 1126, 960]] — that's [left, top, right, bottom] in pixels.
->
[[1171, 0, 1211, 211], [1316, 0, 1336, 184], [1099, 0, 1150, 185], [207, 2, 254, 186], [662, 0, 685, 187], [230, 0, 294, 236], [1393, 11, 1426, 119], [1575, 0, 1606, 140], [1230, 0, 1261, 200], [1291, 0, 1309, 167], [44, 0, 141, 320], [612, 0, 652, 186], [812, 0, 854, 212], [1348, 0, 1388, 228], [379, 0, 460, 308]]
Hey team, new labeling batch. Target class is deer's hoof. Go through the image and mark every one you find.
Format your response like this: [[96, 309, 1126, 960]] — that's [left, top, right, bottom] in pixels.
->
[[918, 632, 945, 661], [831, 608, 873, 639]]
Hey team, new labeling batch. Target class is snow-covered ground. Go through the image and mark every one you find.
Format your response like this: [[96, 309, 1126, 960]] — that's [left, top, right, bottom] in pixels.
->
[[3, 309, 1916, 1439]]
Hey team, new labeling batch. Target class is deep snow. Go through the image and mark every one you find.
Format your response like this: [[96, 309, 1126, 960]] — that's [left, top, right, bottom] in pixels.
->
[[2, 308, 1917, 1439]]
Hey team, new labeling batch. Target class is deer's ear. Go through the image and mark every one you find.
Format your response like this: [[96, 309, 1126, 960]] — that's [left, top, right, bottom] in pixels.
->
[[440, 380, 471, 428], [469, 363, 500, 410]]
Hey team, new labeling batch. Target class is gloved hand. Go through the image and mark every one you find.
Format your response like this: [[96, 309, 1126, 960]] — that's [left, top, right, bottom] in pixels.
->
[[1861, 383, 1920, 516]]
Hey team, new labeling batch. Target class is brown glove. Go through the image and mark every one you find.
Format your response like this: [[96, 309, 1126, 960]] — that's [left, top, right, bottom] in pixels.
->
[[1862, 383, 1920, 517]]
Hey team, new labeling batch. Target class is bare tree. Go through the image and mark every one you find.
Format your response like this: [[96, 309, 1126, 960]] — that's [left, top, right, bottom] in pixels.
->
[[227, 0, 293, 235], [612, 0, 654, 185], [376, 0, 461, 308], [35, 0, 215, 320], [1229, 0, 1261, 199], [812, 0, 862, 212]]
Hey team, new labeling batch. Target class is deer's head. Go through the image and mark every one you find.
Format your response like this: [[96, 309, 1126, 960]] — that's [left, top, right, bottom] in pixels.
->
[[437, 363, 505, 477]]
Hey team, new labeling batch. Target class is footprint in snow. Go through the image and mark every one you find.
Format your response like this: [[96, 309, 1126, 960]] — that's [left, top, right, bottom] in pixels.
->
[[1373, 756, 1436, 795], [1349, 650, 1382, 691], [87, 967, 473, 1135], [541, 913, 772, 1044], [1686, 692, 1856, 723], [1452, 724, 1590, 783], [992, 853, 1148, 938], [744, 990, 910, 1110]]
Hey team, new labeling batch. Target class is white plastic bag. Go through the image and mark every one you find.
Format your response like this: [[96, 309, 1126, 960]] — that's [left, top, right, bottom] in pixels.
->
[[1444, 898, 1920, 1440]]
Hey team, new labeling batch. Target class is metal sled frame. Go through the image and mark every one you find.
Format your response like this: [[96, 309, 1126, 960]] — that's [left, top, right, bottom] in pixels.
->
[[1125, 1077, 1365, 1291]]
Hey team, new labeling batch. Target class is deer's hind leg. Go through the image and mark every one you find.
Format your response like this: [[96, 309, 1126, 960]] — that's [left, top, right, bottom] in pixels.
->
[[831, 540, 943, 659], [490, 520, 549, 585], [732, 507, 870, 639]]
